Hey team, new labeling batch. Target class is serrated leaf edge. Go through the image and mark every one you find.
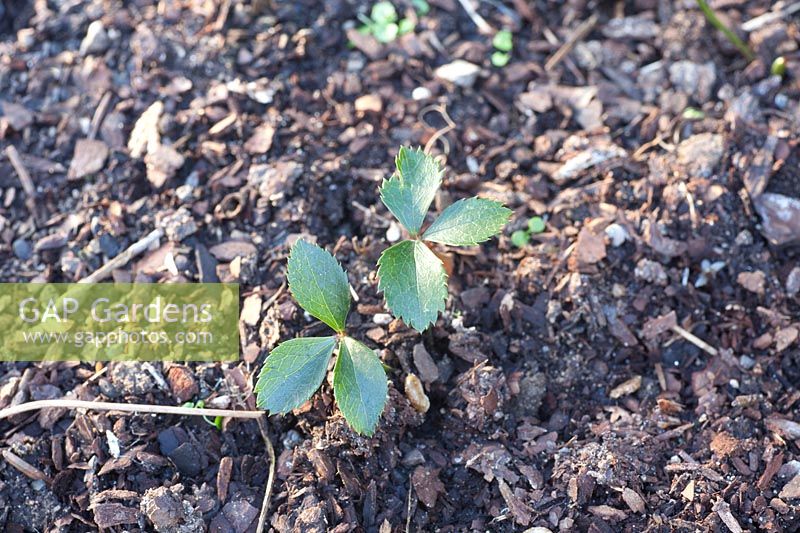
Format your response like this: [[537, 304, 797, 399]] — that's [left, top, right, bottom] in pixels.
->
[[286, 239, 350, 333], [377, 240, 448, 332], [333, 336, 389, 436], [422, 197, 513, 246]]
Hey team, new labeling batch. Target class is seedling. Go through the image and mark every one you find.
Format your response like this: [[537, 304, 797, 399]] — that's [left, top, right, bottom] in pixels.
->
[[358, 1, 425, 43], [377, 147, 511, 331], [181, 399, 223, 430], [510, 216, 546, 248], [255, 240, 388, 435], [491, 29, 513, 67], [682, 107, 705, 120], [771, 56, 786, 77], [695, 0, 754, 62]]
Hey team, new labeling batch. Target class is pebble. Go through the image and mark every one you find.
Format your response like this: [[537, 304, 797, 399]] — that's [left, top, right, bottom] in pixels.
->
[[80, 20, 110, 55], [739, 355, 756, 370], [12, 239, 32, 260], [17, 28, 36, 50], [373, 313, 392, 325], [412, 87, 432, 100], [604, 223, 628, 247], [386, 222, 401, 242], [405, 373, 430, 413], [787, 267, 800, 297], [735, 229, 753, 246], [634, 258, 668, 285], [282, 429, 303, 449], [434, 60, 481, 88]]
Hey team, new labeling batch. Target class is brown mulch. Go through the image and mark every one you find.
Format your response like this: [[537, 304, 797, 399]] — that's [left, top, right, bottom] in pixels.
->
[[1, 0, 800, 531]]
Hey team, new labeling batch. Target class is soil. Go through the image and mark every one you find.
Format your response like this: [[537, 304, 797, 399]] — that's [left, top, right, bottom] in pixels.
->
[[1, 0, 800, 531]]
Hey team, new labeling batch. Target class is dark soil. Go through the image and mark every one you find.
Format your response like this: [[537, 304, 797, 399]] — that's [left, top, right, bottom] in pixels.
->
[[1, 0, 800, 531]]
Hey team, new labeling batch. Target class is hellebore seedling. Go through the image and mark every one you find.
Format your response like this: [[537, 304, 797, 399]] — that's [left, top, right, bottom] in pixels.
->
[[255, 240, 388, 435], [377, 147, 512, 331], [358, 1, 424, 43], [511, 216, 546, 248], [491, 29, 513, 67]]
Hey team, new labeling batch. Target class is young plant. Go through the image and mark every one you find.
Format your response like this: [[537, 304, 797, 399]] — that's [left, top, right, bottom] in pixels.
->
[[255, 240, 388, 435], [511, 216, 546, 248], [377, 147, 511, 331], [491, 29, 513, 67], [358, 1, 423, 43]]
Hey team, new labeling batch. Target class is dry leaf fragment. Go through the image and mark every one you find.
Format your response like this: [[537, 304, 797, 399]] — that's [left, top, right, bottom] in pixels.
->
[[128, 101, 163, 158], [609, 376, 642, 399]]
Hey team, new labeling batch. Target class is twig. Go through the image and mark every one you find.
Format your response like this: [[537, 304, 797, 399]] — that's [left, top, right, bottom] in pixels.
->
[[742, 1, 800, 32], [696, 0, 755, 62], [0, 399, 263, 421], [455, 0, 493, 34], [545, 14, 598, 71], [255, 416, 276, 533], [88, 91, 113, 140], [78, 227, 164, 283], [670, 324, 718, 357], [2, 449, 51, 483], [5, 145, 40, 225]]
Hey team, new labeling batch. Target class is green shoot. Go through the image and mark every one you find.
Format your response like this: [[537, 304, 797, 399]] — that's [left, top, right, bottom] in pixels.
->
[[511, 216, 546, 248], [255, 240, 388, 436], [682, 107, 705, 120], [771, 56, 786, 77], [490, 29, 513, 68], [358, 1, 425, 43], [695, 0, 755, 62], [378, 147, 511, 331]]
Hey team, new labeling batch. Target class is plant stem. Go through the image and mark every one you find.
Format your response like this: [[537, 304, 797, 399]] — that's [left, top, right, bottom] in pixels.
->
[[695, 0, 755, 62]]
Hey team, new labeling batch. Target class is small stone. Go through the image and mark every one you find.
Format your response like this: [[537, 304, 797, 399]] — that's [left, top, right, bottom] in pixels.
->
[[68, 138, 109, 180], [80, 20, 110, 55], [739, 355, 756, 370], [669, 60, 716, 103], [161, 208, 197, 242], [405, 373, 430, 413], [373, 313, 392, 325], [676, 133, 725, 178], [386, 222, 401, 242], [34, 232, 68, 252], [402, 449, 425, 467], [12, 239, 32, 260], [241, 294, 262, 326], [434, 60, 481, 88], [412, 87, 432, 100], [221, 500, 259, 533], [786, 267, 800, 297], [735, 229, 753, 246], [17, 28, 35, 50], [354, 94, 382, 113], [635, 258, 668, 285], [780, 473, 800, 500], [738, 271, 766, 295], [141, 485, 204, 533], [604, 223, 628, 247], [128, 101, 163, 158], [1, 100, 34, 131], [413, 343, 439, 384]]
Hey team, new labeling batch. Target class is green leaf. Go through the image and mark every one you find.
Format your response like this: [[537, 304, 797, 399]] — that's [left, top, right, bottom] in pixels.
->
[[493, 30, 513, 52], [379, 147, 443, 235], [287, 240, 351, 332], [371, 1, 397, 24], [255, 336, 337, 414], [423, 197, 512, 246], [527, 216, 545, 234], [511, 230, 529, 248], [491, 51, 510, 67], [398, 18, 414, 35], [333, 337, 388, 435], [373, 22, 399, 42], [412, 0, 430, 15], [377, 239, 447, 331]]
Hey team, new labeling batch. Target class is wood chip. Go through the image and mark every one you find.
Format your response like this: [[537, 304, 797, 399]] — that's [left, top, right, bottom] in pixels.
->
[[68, 139, 109, 180], [737, 271, 766, 295], [609, 375, 642, 399], [244, 123, 275, 154], [622, 487, 645, 513], [241, 293, 262, 326], [128, 101, 163, 158], [144, 144, 184, 188], [681, 479, 695, 501], [413, 343, 439, 384], [2, 449, 51, 483]]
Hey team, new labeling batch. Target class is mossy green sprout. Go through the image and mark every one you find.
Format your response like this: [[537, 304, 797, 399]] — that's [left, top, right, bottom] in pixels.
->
[[695, 0, 755, 62], [357, 1, 429, 43], [771, 56, 787, 77], [491, 29, 513, 67], [511, 216, 546, 247]]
